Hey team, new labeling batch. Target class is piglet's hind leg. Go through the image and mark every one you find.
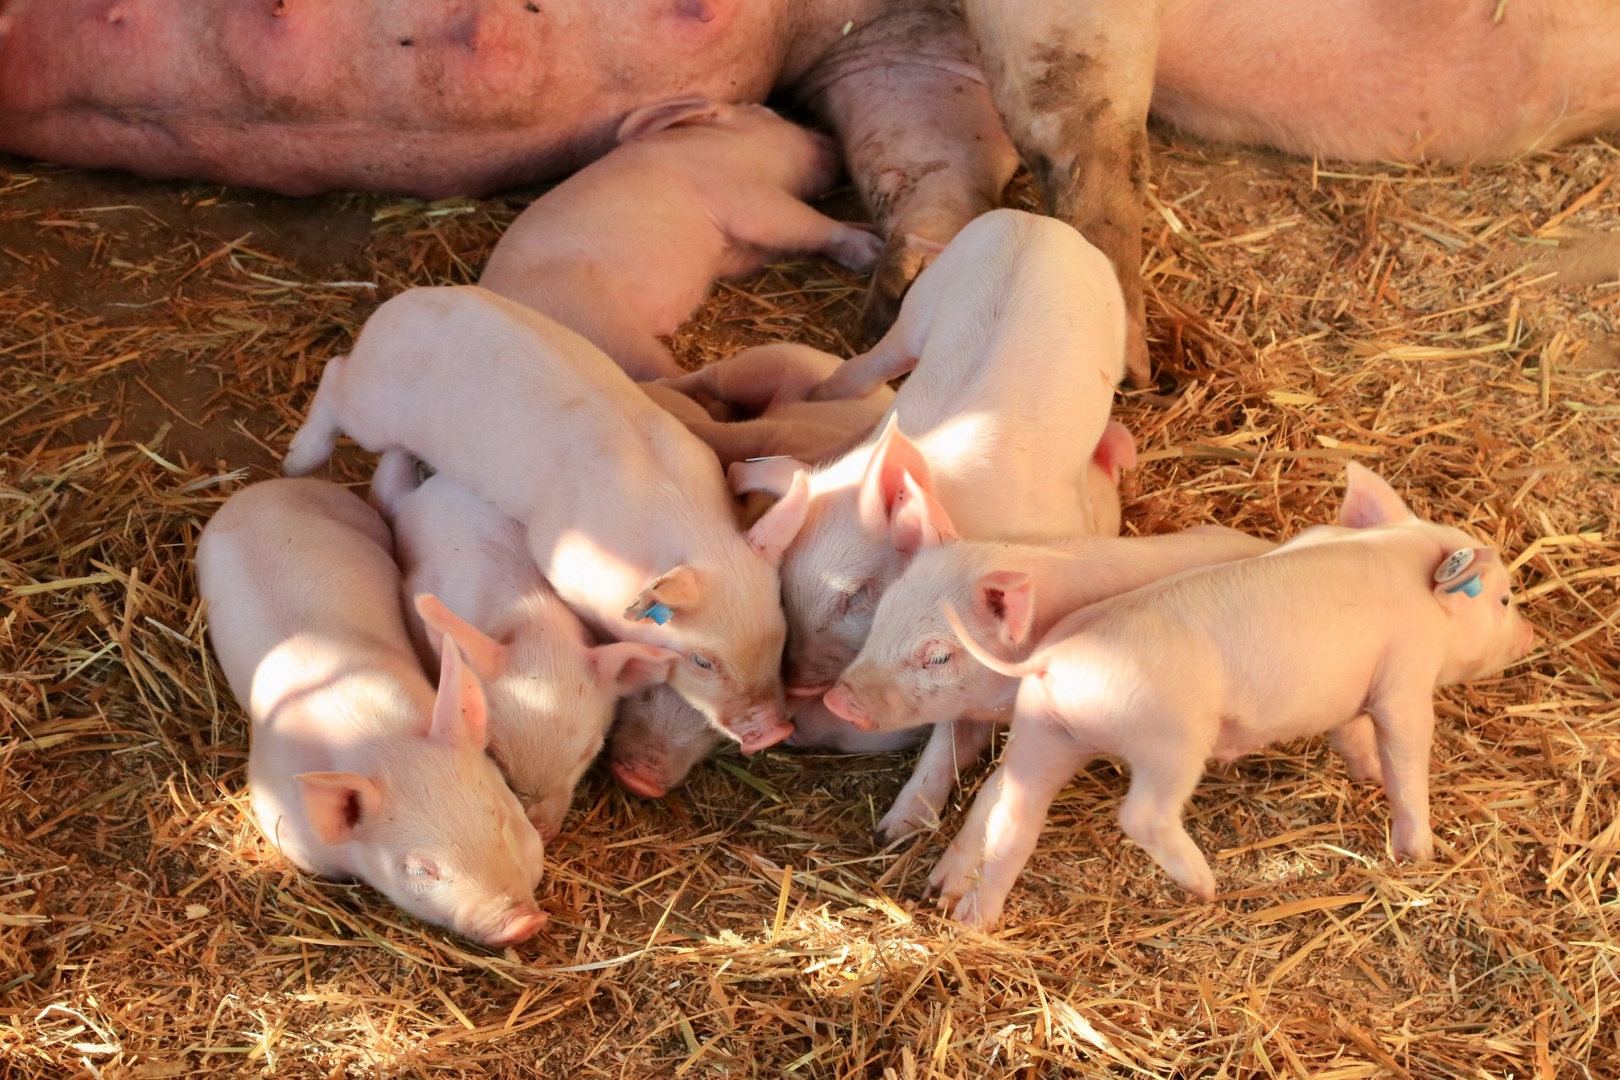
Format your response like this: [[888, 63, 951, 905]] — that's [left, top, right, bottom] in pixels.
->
[[1116, 743, 1216, 901]]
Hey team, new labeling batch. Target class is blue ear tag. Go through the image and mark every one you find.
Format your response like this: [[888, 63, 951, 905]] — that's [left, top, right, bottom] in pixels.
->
[[1435, 548, 1481, 598], [643, 602, 674, 625], [1446, 574, 1483, 598]]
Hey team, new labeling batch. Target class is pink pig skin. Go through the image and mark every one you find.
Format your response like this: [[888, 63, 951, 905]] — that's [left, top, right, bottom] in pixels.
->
[[368, 451, 677, 842], [730, 209, 1128, 693], [929, 465, 1536, 928], [1155, 0, 1620, 165], [644, 343, 896, 467], [821, 526, 1277, 842], [479, 101, 882, 382], [283, 286, 800, 754], [195, 478, 547, 946]]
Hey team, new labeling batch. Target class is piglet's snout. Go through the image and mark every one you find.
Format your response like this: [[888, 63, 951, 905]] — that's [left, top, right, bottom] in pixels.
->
[[727, 704, 795, 753], [611, 756, 671, 799], [483, 907, 548, 946], [821, 684, 874, 731]]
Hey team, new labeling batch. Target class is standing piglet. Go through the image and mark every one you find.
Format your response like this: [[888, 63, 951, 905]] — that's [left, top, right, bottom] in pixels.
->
[[642, 342, 896, 467], [479, 100, 882, 381], [821, 526, 1278, 840], [730, 208, 1130, 695], [196, 479, 547, 945], [929, 465, 1536, 928], [369, 450, 678, 840], [283, 286, 800, 753]]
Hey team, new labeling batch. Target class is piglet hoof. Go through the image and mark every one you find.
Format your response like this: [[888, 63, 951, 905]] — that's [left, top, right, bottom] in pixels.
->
[[1165, 861, 1217, 903], [1344, 759, 1385, 786], [951, 892, 997, 932], [829, 224, 885, 273], [1391, 827, 1434, 864]]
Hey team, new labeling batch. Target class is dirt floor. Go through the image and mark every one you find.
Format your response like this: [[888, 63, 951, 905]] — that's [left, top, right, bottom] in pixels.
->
[[0, 126, 1617, 1079]]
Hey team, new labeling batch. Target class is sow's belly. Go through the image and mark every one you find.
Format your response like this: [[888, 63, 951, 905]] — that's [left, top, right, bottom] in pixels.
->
[[0, 0, 795, 196]]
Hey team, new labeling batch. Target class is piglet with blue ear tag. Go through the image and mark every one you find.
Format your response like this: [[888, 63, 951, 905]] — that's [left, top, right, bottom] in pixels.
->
[[370, 451, 681, 844], [924, 462, 1536, 930], [284, 287, 800, 755]]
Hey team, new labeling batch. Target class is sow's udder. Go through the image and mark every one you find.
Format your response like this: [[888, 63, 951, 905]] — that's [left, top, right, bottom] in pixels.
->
[[0, 0, 789, 196]]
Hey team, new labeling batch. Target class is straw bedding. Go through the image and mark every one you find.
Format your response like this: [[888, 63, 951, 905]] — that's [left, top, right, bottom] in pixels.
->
[[0, 127, 1616, 1079]]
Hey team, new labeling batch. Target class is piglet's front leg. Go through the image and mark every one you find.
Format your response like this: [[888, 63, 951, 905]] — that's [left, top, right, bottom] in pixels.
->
[[875, 719, 996, 845], [1329, 713, 1384, 785], [929, 717, 1089, 928], [1370, 693, 1438, 862]]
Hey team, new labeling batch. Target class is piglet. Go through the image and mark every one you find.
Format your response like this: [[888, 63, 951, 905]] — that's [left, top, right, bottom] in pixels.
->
[[823, 526, 1277, 841], [929, 464, 1535, 927], [643, 342, 895, 467], [608, 684, 726, 798], [730, 209, 1130, 693], [196, 479, 547, 945], [369, 450, 676, 840], [480, 100, 882, 381], [283, 286, 801, 753]]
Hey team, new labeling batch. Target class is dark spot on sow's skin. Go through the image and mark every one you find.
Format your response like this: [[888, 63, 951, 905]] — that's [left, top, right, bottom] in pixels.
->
[[1029, 42, 1095, 115]]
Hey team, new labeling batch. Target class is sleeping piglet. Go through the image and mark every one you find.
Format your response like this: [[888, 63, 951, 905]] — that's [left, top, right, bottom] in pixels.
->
[[283, 287, 801, 753], [196, 479, 547, 945], [369, 450, 677, 840], [480, 100, 882, 381], [822, 526, 1278, 841], [929, 464, 1535, 928], [729, 209, 1130, 694]]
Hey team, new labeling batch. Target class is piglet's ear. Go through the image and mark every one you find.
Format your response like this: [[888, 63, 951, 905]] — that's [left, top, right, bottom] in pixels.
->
[[745, 471, 810, 566], [888, 471, 957, 556], [1432, 545, 1501, 611], [624, 566, 701, 624], [296, 771, 383, 846], [857, 415, 934, 536], [590, 642, 681, 696], [617, 97, 728, 143], [973, 570, 1034, 651], [1339, 462, 1415, 529], [1092, 421, 1137, 484], [415, 594, 507, 681], [728, 456, 808, 498], [429, 638, 489, 752]]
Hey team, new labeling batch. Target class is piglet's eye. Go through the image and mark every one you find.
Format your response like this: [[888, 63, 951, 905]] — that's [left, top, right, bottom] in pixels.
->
[[927, 650, 952, 667], [691, 654, 714, 671], [405, 856, 442, 880], [1500, 595, 1510, 607]]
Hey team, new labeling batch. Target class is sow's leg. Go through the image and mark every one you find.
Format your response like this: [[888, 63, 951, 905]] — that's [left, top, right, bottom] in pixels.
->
[[961, 0, 1162, 385], [801, 2, 1018, 343]]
